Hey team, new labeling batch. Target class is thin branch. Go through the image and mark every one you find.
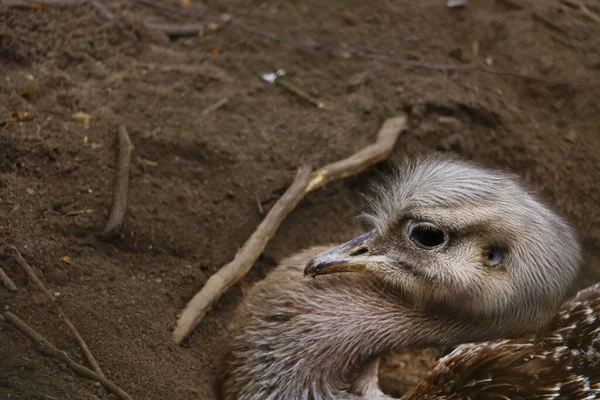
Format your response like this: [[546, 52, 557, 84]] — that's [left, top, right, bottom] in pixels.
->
[[352, 51, 600, 88], [306, 116, 407, 192], [2, 246, 105, 377], [3, 311, 133, 400], [173, 166, 313, 344], [579, 2, 600, 23], [200, 97, 229, 117], [0, 264, 17, 292], [172, 115, 408, 344], [130, 1, 600, 87], [1, 0, 84, 7], [88, 0, 114, 20], [102, 125, 134, 239], [133, 0, 207, 19], [144, 22, 202, 38], [1, 0, 114, 19]]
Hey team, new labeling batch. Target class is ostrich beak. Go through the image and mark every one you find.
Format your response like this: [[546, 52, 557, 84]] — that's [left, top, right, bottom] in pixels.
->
[[304, 230, 386, 277]]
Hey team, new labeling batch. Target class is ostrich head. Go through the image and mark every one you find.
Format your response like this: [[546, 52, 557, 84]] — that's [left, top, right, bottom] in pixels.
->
[[306, 156, 580, 336]]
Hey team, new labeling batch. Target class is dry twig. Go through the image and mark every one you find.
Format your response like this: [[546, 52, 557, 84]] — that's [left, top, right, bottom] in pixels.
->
[[102, 125, 134, 239], [1, 0, 87, 5], [88, 0, 114, 20], [144, 22, 203, 38], [2, 246, 105, 377], [579, 2, 600, 23], [63, 209, 95, 217], [255, 193, 264, 215], [1, 0, 113, 17], [134, 0, 207, 19], [0, 264, 17, 292], [3, 311, 133, 400], [200, 97, 229, 117], [130, 2, 600, 88], [173, 166, 313, 344], [173, 115, 408, 344], [352, 51, 600, 87]]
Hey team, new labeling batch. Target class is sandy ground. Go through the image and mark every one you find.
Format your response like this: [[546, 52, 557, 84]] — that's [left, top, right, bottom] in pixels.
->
[[1, 0, 600, 398]]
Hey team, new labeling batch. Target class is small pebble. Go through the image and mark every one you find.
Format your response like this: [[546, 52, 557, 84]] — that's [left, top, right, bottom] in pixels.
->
[[564, 130, 578, 142], [342, 10, 359, 25], [447, 0, 467, 7]]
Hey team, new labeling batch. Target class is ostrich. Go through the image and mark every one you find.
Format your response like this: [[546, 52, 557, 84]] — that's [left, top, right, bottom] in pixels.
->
[[218, 155, 581, 400]]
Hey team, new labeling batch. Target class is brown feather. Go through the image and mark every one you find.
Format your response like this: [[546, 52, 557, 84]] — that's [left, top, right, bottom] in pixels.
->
[[403, 283, 600, 400]]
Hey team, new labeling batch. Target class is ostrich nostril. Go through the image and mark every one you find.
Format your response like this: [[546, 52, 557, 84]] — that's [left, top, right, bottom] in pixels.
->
[[349, 247, 369, 257]]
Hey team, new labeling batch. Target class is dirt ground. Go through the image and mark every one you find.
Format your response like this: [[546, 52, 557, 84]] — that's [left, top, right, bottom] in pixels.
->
[[1, 0, 600, 398]]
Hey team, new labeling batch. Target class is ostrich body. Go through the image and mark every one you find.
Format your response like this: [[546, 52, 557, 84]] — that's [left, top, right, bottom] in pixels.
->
[[218, 157, 580, 400], [402, 282, 600, 400]]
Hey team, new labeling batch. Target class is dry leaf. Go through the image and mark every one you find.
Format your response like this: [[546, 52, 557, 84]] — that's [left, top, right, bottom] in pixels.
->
[[2, 111, 34, 126], [72, 112, 91, 128], [19, 83, 38, 97], [28, 3, 49, 9], [62, 256, 72, 264], [342, 11, 359, 25]]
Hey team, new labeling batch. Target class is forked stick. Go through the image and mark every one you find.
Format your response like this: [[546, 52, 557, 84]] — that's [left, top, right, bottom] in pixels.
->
[[2, 246, 105, 377], [3, 311, 133, 400], [173, 115, 408, 344]]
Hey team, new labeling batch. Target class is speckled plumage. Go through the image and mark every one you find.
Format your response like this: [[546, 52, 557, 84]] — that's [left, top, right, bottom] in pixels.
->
[[217, 156, 581, 400], [403, 282, 600, 400]]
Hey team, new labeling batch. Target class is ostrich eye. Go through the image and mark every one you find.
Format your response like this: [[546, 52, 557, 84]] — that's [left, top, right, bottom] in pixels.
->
[[487, 246, 506, 266], [407, 221, 447, 249]]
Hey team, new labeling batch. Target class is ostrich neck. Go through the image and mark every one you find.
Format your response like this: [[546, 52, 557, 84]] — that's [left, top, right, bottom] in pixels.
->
[[264, 277, 486, 399]]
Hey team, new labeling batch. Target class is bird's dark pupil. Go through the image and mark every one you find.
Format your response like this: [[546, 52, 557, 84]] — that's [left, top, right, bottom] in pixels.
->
[[487, 246, 505, 264], [410, 225, 445, 248]]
